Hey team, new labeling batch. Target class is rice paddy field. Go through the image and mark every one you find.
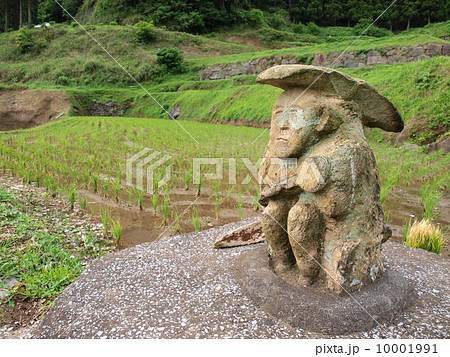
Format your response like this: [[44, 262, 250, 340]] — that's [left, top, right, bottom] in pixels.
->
[[0, 116, 448, 250]]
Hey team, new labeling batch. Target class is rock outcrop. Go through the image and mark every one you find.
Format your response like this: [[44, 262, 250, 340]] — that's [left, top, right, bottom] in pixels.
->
[[198, 43, 449, 81]]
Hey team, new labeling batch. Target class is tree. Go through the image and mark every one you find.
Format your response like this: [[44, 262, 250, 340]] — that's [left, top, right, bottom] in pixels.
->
[[421, 0, 447, 24], [402, 0, 420, 30], [156, 47, 186, 73], [4, 0, 8, 32], [19, 0, 22, 28], [28, 0, 32, 29], [326, 0, 345, 26]]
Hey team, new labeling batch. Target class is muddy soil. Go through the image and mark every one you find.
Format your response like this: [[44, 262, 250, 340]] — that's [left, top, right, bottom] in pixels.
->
[[80, 186, 258, 249], [0, 90, 70, 131]]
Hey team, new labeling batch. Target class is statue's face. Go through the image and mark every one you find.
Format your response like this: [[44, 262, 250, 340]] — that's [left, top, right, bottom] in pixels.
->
[[269, 89, 321, 158]]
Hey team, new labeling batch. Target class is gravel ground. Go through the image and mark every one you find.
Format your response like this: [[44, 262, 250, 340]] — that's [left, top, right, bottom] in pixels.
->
[[31, 218, 449, 339]]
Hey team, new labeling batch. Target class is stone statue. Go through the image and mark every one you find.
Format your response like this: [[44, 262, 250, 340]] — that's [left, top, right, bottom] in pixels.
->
[[257, 65, 404, 295]]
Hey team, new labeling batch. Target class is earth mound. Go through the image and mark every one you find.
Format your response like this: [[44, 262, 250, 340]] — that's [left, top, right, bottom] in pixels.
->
[[0, 90, 70, 131]]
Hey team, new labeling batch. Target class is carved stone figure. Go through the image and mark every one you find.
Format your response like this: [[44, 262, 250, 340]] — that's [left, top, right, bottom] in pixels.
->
[[257, 65, 404, 295]]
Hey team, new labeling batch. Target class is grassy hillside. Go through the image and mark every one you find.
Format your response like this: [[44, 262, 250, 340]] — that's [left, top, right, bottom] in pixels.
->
[[0, 22, 448, 87], [58, 57, 448, 144], [0, 21, 448, 143]]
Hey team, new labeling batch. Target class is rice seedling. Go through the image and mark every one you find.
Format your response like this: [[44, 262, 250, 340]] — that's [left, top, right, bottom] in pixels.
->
[[134, 188, 144, 211], [237, 192, 243, 220], [192, 207, 201, 232], [152, 193, 159, 212], [110, 219, 123, 249], [126, 189, 133, 202], [67, 188, 76, 211], [112, 178, 121, 202], [161, 197, 170, 226], [171, 206, 182, 232], [82, 173, 90, 188], [252, 184, 261, 212], [79, 196, 87, 211], [421, 181, 442, 221], [196, 175, 202, 197], [100, 207, 111, 234], [92, 176, 99, 193], [102, 180, 109, 197], [35, 171, 41, 188], [403, 218, 446, 254]]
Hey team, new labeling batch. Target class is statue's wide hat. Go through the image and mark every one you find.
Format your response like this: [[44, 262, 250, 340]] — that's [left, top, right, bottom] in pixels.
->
[[257, 65, 403, 132]]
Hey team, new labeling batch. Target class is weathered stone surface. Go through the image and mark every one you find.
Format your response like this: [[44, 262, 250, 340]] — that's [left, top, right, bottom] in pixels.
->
[[257, 65, 403, 132], [91, 100, 123, 117], [168, 105, 181, 120], [408, 47, 424, 57], [427, 42, 443, 55], [312, 53, 326, 65], [367, 56, 388, 65], [4, 278, 20, 288], [256, 65, 404, 295], [213, 221, 264, 248], [443, 44, 450, 56], [197, 43, 448, 81], [427, 137, 450, 153], [235, 246, 416, 334]]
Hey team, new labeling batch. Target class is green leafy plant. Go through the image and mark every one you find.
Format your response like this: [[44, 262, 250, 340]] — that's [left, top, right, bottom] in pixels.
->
[[15, 28, 33, 52], [67, 188, 76, 211], [192, 207, 201, 232], [134, 21, 156, 43], [156, 47, 186, 73], [112, 178, 121, 202], [79, 196, 87, 211], [100, 208, 111, 234], [110, 219, 123, 248], [161, 197, 170, 226], [421, 181, 442, 221], [152, 193, 159, 212]]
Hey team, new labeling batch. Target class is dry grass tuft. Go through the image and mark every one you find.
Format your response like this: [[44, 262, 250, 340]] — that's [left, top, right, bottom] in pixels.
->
[[403, 219, 445, 254]]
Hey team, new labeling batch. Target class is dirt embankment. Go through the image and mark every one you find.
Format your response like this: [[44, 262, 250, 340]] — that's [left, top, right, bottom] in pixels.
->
[[0, 90, 71, 131]]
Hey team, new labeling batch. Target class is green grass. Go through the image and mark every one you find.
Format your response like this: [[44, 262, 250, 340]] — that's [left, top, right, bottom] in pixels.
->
[[56, 57, 447, 143], [0, 188, 111, 300], [0, 21, 448, 88], [0, 116, 448, 232]]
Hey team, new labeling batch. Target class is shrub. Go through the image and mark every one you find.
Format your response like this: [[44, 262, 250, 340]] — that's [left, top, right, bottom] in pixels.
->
[[136, 62, 163, 82], [156, 47, 186, 73], [354, 19, 391, 38], [246, 9, 265, 26], [256, 28, 294, 44], [292, 23, 307, 34], [55, 75, 69, 86], [84, 59, 105, 74], [403, 219, 445, 254], [306, 22, 322, 35], [133, 21, 156, 43], [109, 21, 118, 26], [15, 28, 33, 52], [264, 10, 288, 30]]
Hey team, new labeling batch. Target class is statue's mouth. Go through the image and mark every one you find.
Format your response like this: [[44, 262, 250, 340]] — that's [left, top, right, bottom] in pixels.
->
[[277, 138, 288, 143]]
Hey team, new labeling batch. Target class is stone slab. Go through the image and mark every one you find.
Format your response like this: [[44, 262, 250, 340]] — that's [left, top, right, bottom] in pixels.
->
[[213, 221, 264, 248]]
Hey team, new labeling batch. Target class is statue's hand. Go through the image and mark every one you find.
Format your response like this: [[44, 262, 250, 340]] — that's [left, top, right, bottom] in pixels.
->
[[295, 157, 329, 193]]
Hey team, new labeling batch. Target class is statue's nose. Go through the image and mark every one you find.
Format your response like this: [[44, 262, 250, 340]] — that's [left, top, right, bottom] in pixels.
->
[[278, 115, 290, 129]]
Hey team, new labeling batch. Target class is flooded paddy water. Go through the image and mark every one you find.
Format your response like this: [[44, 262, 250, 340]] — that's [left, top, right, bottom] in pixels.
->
[[83, 182, 449, 257]]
